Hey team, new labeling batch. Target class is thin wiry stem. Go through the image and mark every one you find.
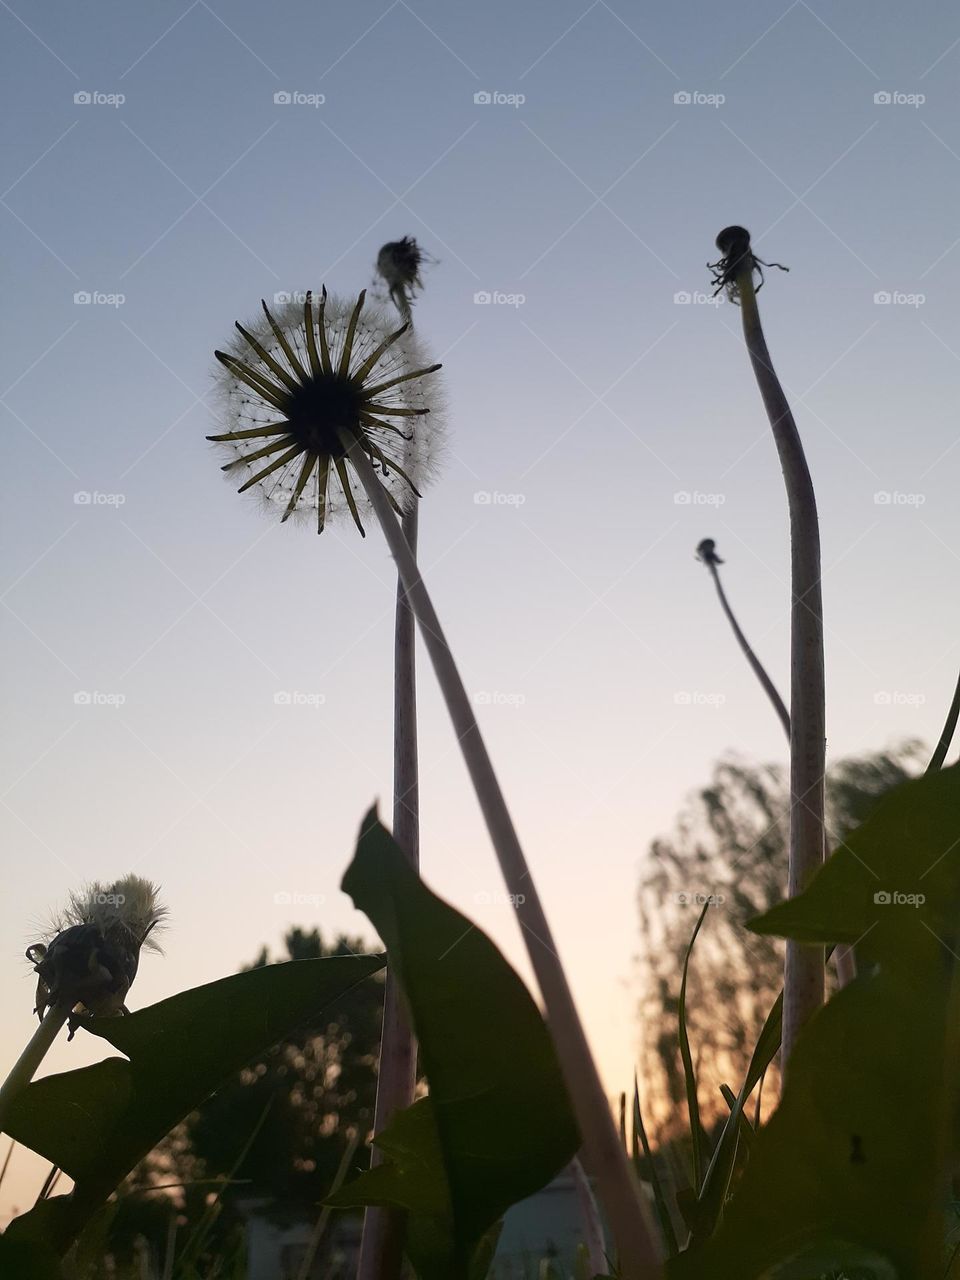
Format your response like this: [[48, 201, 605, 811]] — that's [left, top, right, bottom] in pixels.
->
[[698, 545, 855, 989], [927, 664, 960, 773], [344, 432, 662, 1280], [733, 264, 826, 1069], [699, 549, 790, 738], [0, 1005, 70, 1132]]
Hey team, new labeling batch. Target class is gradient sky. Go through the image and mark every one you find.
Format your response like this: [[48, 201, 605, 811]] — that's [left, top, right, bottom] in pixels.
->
[[2, 0, 959, 1217]]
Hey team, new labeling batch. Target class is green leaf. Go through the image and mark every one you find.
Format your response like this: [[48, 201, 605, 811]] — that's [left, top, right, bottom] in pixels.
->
[[331, 808, 579, 1279], [0, 1233, 64, 1278], [4, 954, 384, 1253], [669, 764, 960, 1279]]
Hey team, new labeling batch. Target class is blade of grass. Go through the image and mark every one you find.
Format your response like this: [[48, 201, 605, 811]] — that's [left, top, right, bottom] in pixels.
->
[[631, 1076, 679, 1257], [691, 991, 782, 1241], [296, 1130, 361, 1280], [175, 1098, 273, 1274], [678, 904, 710, 1192]]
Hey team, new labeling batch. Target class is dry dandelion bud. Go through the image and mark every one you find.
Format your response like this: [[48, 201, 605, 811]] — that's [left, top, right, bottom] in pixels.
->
[[26, 875, 166, 1038]]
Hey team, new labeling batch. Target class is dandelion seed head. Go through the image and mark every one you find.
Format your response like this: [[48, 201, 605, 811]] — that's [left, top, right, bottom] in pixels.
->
[[210, 290, 445, 535], [26, 875, 166, 1027]]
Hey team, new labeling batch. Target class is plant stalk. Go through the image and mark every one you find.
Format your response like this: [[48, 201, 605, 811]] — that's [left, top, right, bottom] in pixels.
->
[[927, 663, 960, 772], [344, 434, 663, 1279], [734, 268, 826, 1067], [357, 501, 421, 1280], [0, 1005, 70, 1133]]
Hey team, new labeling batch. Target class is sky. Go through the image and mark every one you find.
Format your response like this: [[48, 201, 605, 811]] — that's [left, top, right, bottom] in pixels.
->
[[2, 0, 960, 1218]]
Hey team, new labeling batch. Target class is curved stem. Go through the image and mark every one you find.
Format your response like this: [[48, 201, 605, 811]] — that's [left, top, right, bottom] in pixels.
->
[[927, 663, 960, 773], [735, 270, 826, 1069], [704, 559, 790, 739], [0, 1006, 70, 1133], [343, 435, 662, 1279]]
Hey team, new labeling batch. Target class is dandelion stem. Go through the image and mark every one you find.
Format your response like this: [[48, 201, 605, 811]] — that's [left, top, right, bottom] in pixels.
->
[[927, 663, 960, 772], [0, 1005, 70, 1133], [732, 265, 826, 1068], [343, 433, 663, 1279], [699, 548, 790, 739], [357, 500, 421, 1280]]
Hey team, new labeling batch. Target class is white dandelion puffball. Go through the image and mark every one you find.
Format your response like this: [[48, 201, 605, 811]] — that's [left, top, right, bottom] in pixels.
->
[[210, 289, 445, 535]]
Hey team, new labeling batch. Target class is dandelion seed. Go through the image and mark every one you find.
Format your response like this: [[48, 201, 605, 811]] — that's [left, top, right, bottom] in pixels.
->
[[210, 290, 444, 536], [26, 875, 166, 1037]]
